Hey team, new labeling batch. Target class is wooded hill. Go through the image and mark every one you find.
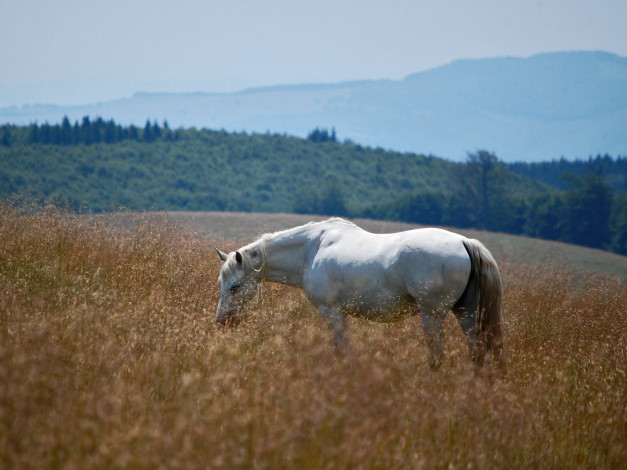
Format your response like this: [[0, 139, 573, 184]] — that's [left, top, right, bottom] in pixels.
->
[[1, 119, 626, 254]]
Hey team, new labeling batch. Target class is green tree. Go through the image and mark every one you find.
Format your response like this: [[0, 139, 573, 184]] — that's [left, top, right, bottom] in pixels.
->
[[292, 175, 348, 216], [450, 150, 507, 229], [491, 195, 527, 234], [129, 125, 139, 140], [40, 123, 51, 144], [152, 121, 161, 139], [292, 187, 319, 215], [319, 174, 348, 216], [28, 124, 39, 144], [372, 191, 445, 225], [144, 120, 154, 142], [560, 174, 613, 249], [1, 127, 11, 146], [81, 117, 93, 145], [61, 116, 72, 145], [443, 192, 476, 228], [307, 127, 337, 143], [72, 121, 80, 144], [609, 192, 627, 255], [104, 119, 117, 143], [525, 194, 563, 240], [92, 117, 104, 144]]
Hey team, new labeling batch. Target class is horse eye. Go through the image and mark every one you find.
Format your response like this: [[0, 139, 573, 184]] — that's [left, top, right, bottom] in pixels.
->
[[229, 284, 240, 294]]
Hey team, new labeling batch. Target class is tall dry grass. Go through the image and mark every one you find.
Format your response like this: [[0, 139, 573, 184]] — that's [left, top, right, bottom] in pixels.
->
[[1, 202, 625, 468]]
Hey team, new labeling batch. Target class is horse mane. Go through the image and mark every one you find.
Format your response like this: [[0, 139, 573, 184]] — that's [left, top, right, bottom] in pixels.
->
[[237, 218, 355, 280], [260, 217, 355, 241]]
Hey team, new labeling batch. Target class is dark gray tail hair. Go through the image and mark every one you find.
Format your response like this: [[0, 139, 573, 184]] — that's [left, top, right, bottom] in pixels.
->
[[462, 239, 505, 369]]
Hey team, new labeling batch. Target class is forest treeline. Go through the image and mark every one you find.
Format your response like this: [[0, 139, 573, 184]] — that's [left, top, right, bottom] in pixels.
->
[[1, 118, 626, 254], [1, 116, 175, 146], [366, 152, 626, 254]]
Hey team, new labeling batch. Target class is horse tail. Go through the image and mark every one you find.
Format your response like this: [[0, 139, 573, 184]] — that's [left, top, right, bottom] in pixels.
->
[[460, 238, 506, 371]]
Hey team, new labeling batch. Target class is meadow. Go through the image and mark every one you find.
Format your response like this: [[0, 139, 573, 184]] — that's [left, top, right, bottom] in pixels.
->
[[1, 203, 625, 468]]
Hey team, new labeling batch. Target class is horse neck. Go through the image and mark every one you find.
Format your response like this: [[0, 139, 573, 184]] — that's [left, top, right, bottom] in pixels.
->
[[261, 225, 316, 287]]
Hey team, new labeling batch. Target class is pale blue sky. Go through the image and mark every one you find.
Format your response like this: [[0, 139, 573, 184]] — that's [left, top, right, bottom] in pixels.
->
[[1, 0, 626, 107]]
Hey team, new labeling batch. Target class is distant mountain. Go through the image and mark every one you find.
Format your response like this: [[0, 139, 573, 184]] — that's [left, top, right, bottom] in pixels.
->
[[1, 51, 625, 162]]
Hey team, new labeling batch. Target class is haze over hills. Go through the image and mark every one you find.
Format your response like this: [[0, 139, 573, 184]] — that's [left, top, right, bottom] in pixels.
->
[[2, 51, 626, 162]]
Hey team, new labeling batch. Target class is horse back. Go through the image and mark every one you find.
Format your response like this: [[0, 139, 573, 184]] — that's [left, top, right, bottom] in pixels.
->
[[307, 226, 471, 309]]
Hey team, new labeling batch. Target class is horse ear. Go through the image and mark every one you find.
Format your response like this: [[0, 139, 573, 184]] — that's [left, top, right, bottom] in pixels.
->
[[216, 249, 228, 262], [235, 251, 243, 265]]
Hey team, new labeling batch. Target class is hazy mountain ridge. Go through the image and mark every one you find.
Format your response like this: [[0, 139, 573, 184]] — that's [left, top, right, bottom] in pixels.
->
[[1, 51, 625, 161]]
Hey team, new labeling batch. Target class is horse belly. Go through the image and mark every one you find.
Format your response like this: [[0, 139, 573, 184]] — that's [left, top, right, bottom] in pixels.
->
[[340, 281, 416, 322]]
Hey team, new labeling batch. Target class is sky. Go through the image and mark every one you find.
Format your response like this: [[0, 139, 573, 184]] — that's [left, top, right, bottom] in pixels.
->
[[1, 0, 626, 108]]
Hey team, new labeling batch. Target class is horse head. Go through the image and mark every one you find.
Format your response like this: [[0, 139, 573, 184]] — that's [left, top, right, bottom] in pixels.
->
[[215, 248, 260, 325]]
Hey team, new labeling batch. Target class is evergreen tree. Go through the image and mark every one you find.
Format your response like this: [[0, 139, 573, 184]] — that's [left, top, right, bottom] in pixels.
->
[[93, 117, 104, 143], [1, 127, 11, 146], [152, 120, 161, 139], [129, 125, 139, 140], [61, 116, 72, 145], [143, 120, 153, 142], [40, 123, 51, 144], [81, 116, 93, 145], [72, 121, 81, 144], [50, 123, 62, 145], [28, 123, 39, 144], [104, 119, 117, 143], [307, 127, 337, 143]]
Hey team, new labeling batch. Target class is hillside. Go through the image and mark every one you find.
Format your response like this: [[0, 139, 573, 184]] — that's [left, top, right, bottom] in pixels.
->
[[2, 122, 627, 254], [0, 128, 457, 213], [0, 125, 549, 215], [1, 51, 626, 161]]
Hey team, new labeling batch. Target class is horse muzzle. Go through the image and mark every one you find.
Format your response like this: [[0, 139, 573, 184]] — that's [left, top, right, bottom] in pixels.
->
[[215, 300, 241, 327]]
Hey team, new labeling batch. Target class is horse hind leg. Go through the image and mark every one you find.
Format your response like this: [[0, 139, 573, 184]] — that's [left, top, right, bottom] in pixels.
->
[[451, 259, 486, 368], [420, 309, 446, 370], [452, 304, 485, 367]]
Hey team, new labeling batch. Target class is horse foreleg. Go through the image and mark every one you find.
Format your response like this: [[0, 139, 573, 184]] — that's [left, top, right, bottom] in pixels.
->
[[319, 305, 349, 352], [420, 310, 446, 370]]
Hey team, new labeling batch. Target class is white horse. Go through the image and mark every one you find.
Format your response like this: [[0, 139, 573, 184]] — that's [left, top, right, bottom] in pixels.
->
[[216, 218, 505, 371]]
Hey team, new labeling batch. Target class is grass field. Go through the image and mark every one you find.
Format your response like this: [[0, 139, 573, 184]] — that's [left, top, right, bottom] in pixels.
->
[[1, 204, 626, 468]]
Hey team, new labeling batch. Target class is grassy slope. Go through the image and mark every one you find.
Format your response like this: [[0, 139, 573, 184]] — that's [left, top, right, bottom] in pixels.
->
[[1, 205, 625, 468], [167, 211, 627, 279]]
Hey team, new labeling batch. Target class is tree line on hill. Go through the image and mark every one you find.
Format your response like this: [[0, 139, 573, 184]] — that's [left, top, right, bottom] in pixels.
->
[[361, 151, 626, 254], [1, 116, 177, 147], [508, 155, 627, 192], [1, 119, 626, 255]]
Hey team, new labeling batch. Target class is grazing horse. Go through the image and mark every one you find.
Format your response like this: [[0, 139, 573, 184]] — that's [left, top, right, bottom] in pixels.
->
[[216, 218, 505, 371]]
